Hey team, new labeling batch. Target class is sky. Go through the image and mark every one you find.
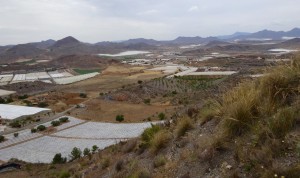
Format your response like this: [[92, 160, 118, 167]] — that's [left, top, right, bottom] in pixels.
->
[[0, 0, 299, 45]]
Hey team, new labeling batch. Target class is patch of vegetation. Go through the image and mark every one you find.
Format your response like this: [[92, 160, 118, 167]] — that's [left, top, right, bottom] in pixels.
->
[[73, 68, 100, 75], [158, 112, 166, 120], [38, 102, 49, 108], [116, 114, 125, 122], [150, 130, 171, 153], [79, 93, 87, 98], [69, 147, 82, 161], [14, 133, 19, 137], [59, 117, 69, 123], [153, 155, 166, 168], [176, 117, 193, 138], [37, 125, 46, 131], [51, 120, 61, 127], [0, 135, 5, 142], [52, 153, 67, 164]]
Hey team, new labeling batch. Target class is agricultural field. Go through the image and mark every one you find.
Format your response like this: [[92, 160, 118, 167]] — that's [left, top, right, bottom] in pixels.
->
[[0, 117, 161, 163], [53, 72, 99, 85]]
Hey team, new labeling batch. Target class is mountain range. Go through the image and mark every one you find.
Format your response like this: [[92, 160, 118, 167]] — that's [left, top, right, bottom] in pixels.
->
[[0, 28, 300, 63]]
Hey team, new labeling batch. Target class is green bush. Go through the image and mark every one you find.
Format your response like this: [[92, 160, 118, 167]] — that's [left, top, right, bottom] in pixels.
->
[[158, 112, 166, 120], [52, 153, 67, 164], [70, 147, 82, 161], [141, 124, 160, 145], [51, 120, 61, 127], [79, 93, 87, 98], [9, 121, 21, 128], [31, 128, 37, 133], [116, 115, 124, 122], [14, 133, 19, 137], [92, 145, 99, 153], [37, 125, 46, 131], [38, 102, 49, 108], [0, 135, 5, 142], [59, 117, 69, 123], [59, 170, 70, 178]]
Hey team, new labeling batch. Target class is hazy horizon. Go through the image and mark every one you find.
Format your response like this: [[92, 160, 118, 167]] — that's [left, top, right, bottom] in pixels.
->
[[0, 0, 299, 45]]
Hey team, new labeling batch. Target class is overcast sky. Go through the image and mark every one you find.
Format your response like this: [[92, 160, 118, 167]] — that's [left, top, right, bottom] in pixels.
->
[[0, 0, 299, 45]]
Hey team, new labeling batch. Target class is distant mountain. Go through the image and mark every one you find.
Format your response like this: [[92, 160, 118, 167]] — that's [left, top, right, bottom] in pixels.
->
[[231, 28, 300, 41], [0, 44, 46, 63], [30, 39, 56, 49], [204, 40, 232, 48], [217, 32, 251, 40], [170, 36, 218, 45], [276, 38, 300, 48], [51, 36, 80, 48], [121, 38, 160, 45]]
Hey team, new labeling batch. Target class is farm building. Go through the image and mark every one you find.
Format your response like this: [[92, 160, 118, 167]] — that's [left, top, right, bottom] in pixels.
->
[[0, 104, 51, 123]]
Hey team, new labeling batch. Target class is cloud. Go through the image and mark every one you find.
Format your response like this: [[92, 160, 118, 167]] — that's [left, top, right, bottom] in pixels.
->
[[0, 0, 299, 45], [188, 5, 199, 12]]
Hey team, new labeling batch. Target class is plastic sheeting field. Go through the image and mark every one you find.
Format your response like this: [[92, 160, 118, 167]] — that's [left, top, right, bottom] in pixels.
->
[[53, 72, 99, 84], [0, 118, 161, 163]]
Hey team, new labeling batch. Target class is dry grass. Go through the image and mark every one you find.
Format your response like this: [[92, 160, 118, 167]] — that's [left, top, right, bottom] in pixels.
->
[[176, 117, 193, 138], [150, 130, 172, 153]]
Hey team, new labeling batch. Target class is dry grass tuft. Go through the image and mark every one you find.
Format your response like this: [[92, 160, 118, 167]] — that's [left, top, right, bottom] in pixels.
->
[[176, 117, 193, 138], [150, 130, 172, 153]]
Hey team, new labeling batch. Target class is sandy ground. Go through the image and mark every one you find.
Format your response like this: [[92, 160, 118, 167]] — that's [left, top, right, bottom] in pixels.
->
[[70, 98, 174, 122]]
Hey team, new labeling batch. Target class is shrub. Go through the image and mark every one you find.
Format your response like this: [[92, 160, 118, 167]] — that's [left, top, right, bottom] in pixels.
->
[[59, 170, 70, 178], [83, 148, 91, 156], [153, 155, 166, 168], [52, 153, 67, 164], [116, 115, 124, 122], [176, 117, 193, 138], [79, 93, 87, 98], [199, 99, 221, 124], [59, 117, 69, 123], [141, 124, 160, 144], [268, 107, 297, 138], [38, 102, 49, 108], [138, 80, 143, 84], [115, 160, 123, 172], [0, 135, 5, 142], [31, 128, 37, 133], [92, 145, 99, 153], [18, 95, 28, 100], [70, 147, 82, 161], [9, 121, 21, 128], [37, 125, 46, 131], [222, 82, 260, 137], [101, 158, 110, 169], [143, 99, 151, 105], [51, 121, 61, 127], [150, 130, 171, 153], [158, 112, 166, 120], [14, 133, 19, 137]]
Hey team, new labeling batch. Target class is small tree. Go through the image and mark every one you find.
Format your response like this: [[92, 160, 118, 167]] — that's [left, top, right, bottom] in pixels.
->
[[31, 128, 37, 133], [137, 80, 143, 84], [92, 145, 99, 153], [37, 125, 46, 131], [116, 115, 124, 122], [158, 112, 166, 120], [0, 135, 5, 142], [52, 153, 67, 164], [51, 121, 61, 127], [59, 117, 69, 123], [14, 133, 19, 137], [79, 93, 87, 98], [70, 147, 82, 161], [83, 148, 91, 157]]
